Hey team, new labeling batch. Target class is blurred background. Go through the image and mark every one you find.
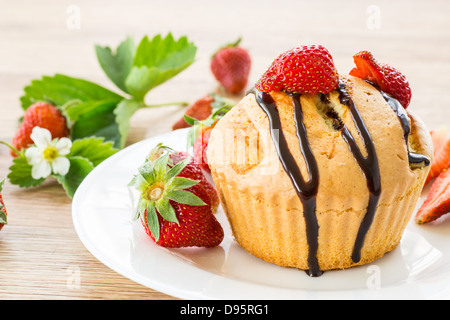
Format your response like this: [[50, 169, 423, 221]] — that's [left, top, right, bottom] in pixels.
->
[[1, 0, 449, 138]]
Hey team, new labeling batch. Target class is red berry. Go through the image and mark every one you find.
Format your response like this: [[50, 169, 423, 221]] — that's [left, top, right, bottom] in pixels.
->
[[415, 168, 450, 224], [130, 145, 223, 248], [0, 179, 7, 231], [425, 126, 450, 186], [142, 184, 223, 248], [172, 95, 214, 130], [210, 38, 251, 95], [255, 45, 339, 94], [11, 102, 69, 156], [349, 51, 412, 108]]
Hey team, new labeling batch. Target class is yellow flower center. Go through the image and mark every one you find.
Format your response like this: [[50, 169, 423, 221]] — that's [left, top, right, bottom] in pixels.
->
[[42, 146, 58, 162]]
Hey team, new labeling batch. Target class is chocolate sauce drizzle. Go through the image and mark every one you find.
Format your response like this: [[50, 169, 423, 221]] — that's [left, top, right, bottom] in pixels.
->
[[250, 88, 322, 277], [379, 90, 430, 167], [337, 82, 381, 263], [250, 79, 429, 277]]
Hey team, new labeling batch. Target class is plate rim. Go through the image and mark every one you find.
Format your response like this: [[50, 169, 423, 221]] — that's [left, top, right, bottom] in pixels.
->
[[72, 129, 450, 300]]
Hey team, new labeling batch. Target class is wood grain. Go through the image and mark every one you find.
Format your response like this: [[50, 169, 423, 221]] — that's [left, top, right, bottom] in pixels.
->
[[0, 0, 449, 299]]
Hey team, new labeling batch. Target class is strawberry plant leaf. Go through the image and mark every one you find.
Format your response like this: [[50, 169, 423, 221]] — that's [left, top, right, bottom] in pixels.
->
[[54, 156, 95, 198], [95, 36, 136, 94], [69, 100, 122, 148], [67, 137, 118, 167], [20, 74, 123, 110], [7, 156, 46, 188], [113, 99, 144, 148], [124, 33, 197, 101]]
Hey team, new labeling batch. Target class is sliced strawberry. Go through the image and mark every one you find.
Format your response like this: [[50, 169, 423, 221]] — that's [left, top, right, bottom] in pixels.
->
[[416, 169, 450, 224], [425, 126, 450, 185], [350, 52, 385, 85], [349, 51, 412, 108]]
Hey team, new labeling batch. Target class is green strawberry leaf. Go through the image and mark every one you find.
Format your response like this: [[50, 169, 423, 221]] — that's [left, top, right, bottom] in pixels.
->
[[20, 74, 123, 110], [7, 156, 46, 188], [54, 156, 95, 198], [95, 37, 136, 94], [69, 100, 122, 148], [68, 137, 118, 167], [113, 99, 144, 148], [124, 33, 197, 101]]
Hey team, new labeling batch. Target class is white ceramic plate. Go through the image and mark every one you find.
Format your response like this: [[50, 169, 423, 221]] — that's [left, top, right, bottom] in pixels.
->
[[72, 128, 450, 300]]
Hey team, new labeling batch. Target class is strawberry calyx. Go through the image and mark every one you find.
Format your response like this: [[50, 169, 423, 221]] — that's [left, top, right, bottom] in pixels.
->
[[211, 37, 242, 59], [129, 144, 206, 241]]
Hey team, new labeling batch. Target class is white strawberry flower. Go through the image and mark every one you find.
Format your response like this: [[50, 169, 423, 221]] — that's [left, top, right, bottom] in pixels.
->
[[25, 127, 72, 180]]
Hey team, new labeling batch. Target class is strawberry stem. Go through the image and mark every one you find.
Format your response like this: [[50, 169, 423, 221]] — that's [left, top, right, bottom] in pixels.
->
[[0, 141, 21, 156], [143, 101, 189, 109]]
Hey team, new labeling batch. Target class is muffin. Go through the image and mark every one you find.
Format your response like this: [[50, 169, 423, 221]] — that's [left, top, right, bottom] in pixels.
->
[[206, 46, 432, 276]]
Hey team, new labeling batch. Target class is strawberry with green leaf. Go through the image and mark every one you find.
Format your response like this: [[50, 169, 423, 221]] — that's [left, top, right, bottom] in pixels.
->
[[183, 94, 234, 173], [0, 179, 7, 231], [129, 145, 223, 248]]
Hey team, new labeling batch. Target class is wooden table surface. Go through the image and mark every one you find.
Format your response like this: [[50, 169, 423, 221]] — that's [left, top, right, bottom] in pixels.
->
[[0, 0, 449, 300]]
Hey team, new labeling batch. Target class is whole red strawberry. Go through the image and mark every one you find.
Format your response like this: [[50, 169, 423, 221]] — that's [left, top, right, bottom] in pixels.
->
[[11, 102, 69, 156], [256, 45, 339, 94], [349, 51, 412, 108], [129, 144, 223, 248], [210, 38, 251, 95], [0, 179, 7, 231]]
